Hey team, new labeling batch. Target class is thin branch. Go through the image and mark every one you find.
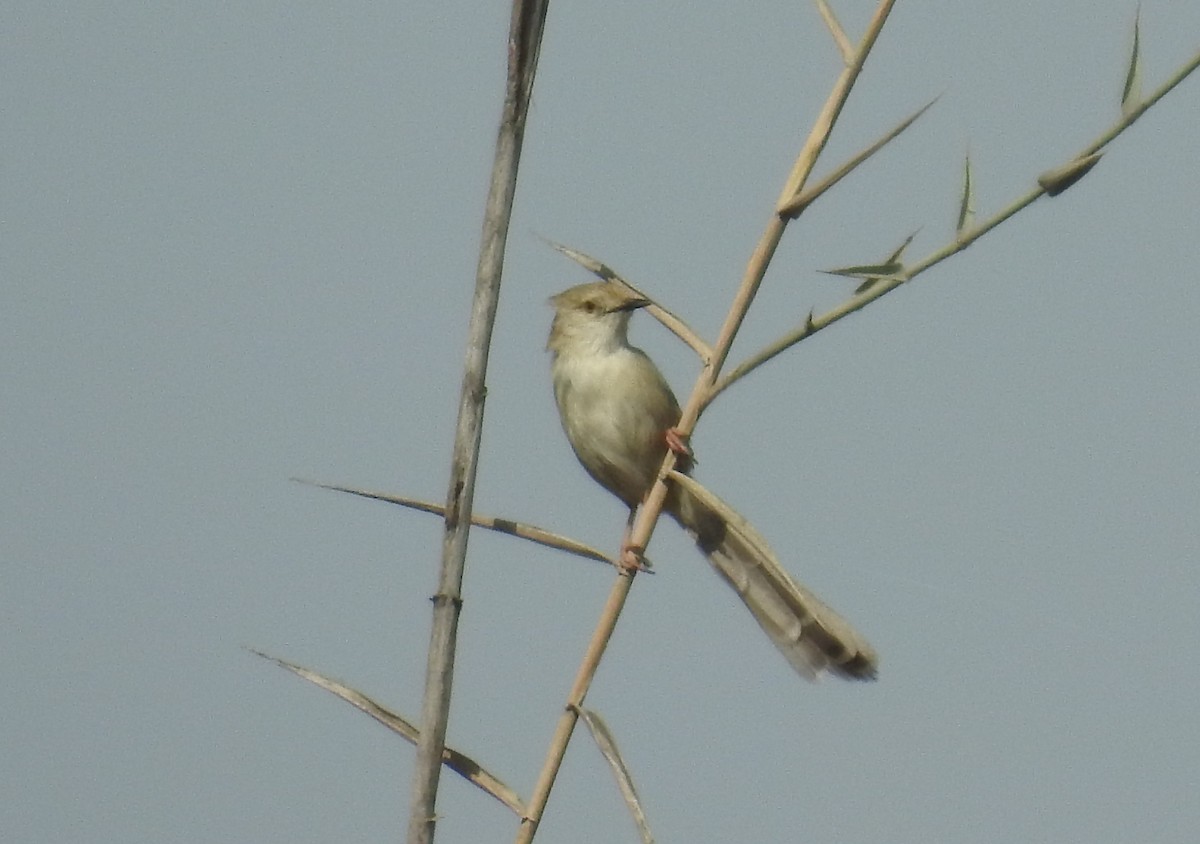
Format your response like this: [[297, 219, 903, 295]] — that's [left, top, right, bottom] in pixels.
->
[[815, 0, 854, 64], [779, 97, 938, 218], [710, 44, 1200, 401], [408, 1, 550, 842], [250, 650, 526, 816], [517, 569, 638, 843], [777, 0, 898, 211]]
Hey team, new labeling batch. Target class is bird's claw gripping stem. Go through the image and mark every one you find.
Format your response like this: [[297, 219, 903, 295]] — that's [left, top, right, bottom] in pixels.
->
[[665, 427, 694, 469]]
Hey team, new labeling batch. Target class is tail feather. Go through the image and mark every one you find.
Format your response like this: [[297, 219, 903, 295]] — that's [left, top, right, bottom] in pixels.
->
[[667, 473, 878, 681]]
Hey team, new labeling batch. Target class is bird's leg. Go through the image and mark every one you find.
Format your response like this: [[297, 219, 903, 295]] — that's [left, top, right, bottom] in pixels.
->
[[618, 507, 650, 573], [618, 429, 692, 572]]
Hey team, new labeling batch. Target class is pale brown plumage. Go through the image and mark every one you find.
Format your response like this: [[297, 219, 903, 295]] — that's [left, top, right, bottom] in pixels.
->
[[548, 280, 877, 681]]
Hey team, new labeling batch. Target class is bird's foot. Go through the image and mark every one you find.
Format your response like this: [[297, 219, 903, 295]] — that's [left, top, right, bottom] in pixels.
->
[[618, 542, 652, 574], [665, 427, 694, 470]]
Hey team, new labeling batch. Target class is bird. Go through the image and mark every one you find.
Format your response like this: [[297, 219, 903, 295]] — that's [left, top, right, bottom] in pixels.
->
[[547, 280, 877, 681]]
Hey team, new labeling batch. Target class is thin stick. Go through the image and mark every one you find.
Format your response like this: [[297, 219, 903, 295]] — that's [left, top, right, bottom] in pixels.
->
[[516, 574, 636, 842], [777, 0, 897, 210], [709, 44, 1200, 402], [779, 96, 938, 218], [815, 0, 853, 64], [515, 2, 897, 841], [407, 2, 550, 843]]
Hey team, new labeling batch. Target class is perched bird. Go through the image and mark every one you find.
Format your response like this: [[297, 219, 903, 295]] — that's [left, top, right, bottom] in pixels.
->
[[547, 280, 877, 681]]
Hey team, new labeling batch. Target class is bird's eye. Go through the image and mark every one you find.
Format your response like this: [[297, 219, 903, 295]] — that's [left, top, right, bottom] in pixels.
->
[[582, 299, 599, 313]]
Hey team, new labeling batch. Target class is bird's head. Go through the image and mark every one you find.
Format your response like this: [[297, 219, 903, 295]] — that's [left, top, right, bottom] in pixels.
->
[[546, 281, 650, 355]]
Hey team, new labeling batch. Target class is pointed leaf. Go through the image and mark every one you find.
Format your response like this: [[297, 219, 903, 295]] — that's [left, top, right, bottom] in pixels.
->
[[540, 238, 616, 280], [579, 709, 655, 844], [956, 153, 975, 234], [1122, 10, 1143, 112], [823, 261, 904, 280], [292, 478, 614, 566], [826, 231, 914, 291], [249, 649, 526, 815], [886, 231, 918, 264]]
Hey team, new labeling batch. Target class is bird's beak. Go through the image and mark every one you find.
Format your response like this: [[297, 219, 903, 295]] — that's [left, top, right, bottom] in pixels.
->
[[614, 288, 651, 312]]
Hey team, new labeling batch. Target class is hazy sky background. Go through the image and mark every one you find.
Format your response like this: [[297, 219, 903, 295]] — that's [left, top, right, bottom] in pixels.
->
[[4, 2, 1199, 842]]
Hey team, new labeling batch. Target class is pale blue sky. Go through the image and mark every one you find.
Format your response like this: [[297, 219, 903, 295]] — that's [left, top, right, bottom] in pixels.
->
[[4, 3, 1199, 842]]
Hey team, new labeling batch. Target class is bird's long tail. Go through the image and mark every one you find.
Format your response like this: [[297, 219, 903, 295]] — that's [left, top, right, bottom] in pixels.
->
[[666, 472, 878, 681]]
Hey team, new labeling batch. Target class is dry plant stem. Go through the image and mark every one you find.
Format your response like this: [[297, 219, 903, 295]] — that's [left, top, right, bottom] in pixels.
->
[[709, 45, 1200, 404], [408, 2, 549, 843], [682, 0, 895, 423], [777, 0, 896, 207], [780, 97, 937, 218], [516, 573, 636, 843], [815, 0, 853, 63], [518, 3, 896, 841]]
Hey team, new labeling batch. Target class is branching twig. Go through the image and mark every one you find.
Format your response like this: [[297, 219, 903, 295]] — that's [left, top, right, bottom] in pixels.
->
[[780, 97, 938, 218], [710, 43, 1200, 402], [815, 0, 854, 64], [276, 7, 1197, 843], [776, 0, 898, 212]]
